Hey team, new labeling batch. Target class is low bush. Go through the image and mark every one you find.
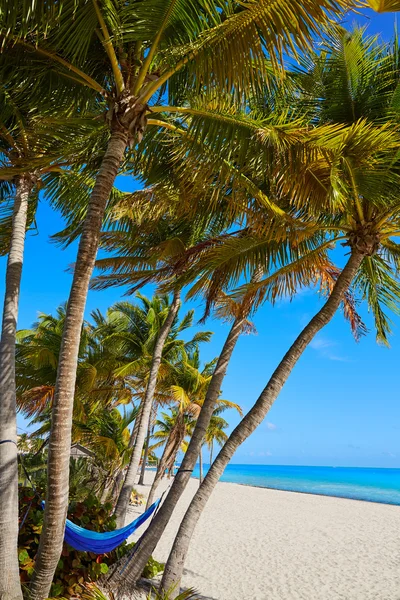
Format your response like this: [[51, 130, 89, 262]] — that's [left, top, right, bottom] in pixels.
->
[[18, 487, 164, 598]]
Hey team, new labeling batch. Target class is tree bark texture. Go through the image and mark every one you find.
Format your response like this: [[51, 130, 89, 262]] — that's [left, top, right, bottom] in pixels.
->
[[199, 447, 203, 486], [114, 289, 181, 527], [160, 250, 364, 597], [138, 421, 151, 486], [128, 403, 143, 449], [29, 129, 128, 600], [0, 175, 33, 600], [145, 419, 185, 510]]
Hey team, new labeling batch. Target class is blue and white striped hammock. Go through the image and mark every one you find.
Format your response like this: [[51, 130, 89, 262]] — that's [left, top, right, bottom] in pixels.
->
[[63, 499, 160, 553]]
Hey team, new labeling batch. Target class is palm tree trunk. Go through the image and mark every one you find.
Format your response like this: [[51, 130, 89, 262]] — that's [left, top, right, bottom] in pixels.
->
[[160, 250, 364, 597], [114, 289, 181, 527], [0, 174, 33, 600], [209, 441, 213, 466], [145, 425, 181, 510], [111, 409, 143, 505], [112, 470, 125, 503], [199, 447, 203, 486], [111, 313, 246, 588], [129, 403, 143, 449], [29, 128, 128, 600], [138, 421, 151, 485]]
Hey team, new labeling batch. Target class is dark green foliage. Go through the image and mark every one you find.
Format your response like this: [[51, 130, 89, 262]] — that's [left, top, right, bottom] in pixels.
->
[[18, 487, 164, 598]]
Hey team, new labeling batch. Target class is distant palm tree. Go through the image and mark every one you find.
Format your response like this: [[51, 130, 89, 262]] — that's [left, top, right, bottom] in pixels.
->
[[204, 413, 229, 467], [112, 295, 212, 526], [146, 350, 241, 509]]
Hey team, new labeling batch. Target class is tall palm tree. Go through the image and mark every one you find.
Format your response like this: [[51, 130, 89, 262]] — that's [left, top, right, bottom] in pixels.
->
[[1, 1, 354, 592], [158, 123, 400, 596], [0, 90, 99, 600], [111, 211, 361, 584], [113, 290, 181, 525]]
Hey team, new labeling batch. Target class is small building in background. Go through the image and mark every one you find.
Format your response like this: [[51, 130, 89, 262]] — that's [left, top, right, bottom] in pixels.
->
[[70, 443, 95, 460]]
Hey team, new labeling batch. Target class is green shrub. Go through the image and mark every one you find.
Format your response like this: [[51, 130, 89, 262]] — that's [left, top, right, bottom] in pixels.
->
[[18, 487, 164, 598]]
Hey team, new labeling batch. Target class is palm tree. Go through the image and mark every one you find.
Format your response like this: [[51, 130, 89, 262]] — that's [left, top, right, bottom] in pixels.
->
[[153, 409, 229, 486], [0, 90, 99, 600], [158, 124, 400, 597], [150, 409, 193, 473], [112, 212, 358, 584], [146, 350, 241, 509], [113, 296, 212, 525], [292, 26, 400, 128], [16, 305, 133, 423], [74, 406, 137, 500], [113, 291, 182, 525], [91, 195, 232, 522], [204, 413, 229, 466], [198, 412, 229, 484]]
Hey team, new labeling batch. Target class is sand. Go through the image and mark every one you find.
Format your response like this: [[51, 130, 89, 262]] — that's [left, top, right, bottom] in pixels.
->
[[127, 471, 400, 600]]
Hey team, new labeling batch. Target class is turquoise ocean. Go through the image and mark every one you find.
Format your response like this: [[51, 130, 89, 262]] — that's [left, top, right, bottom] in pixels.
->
[[190, 464, 400, 505]]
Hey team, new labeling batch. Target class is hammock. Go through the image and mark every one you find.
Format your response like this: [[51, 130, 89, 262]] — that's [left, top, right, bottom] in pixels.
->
[[64, 499, 160, 553]]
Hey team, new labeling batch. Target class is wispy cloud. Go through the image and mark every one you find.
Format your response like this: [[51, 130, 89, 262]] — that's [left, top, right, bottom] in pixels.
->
[[383, 451, 396, 458], [310, 336, 350, 362], [310, 337, 333, 351], [266, 421, 277, 431]]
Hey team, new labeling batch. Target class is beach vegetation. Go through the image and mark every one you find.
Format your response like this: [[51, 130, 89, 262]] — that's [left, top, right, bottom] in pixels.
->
[[18, 487, 163, 598], [0, 1, 399, 599]]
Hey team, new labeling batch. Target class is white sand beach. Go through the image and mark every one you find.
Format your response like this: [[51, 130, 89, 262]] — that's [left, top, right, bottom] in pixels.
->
[[127, 471, 400, 600]]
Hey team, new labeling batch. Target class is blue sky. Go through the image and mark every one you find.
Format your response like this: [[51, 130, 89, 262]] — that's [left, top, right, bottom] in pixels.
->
[[9, 10, 400, 469]]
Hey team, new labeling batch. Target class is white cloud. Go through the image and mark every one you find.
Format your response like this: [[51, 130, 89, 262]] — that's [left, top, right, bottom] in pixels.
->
[[310, 336, 349, 362], [258, 451, 272, 457], [310, 337, 333, 350], [266, 421, 277, 431]]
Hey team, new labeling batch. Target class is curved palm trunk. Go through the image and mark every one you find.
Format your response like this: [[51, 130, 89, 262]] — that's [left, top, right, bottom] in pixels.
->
[[114, 289, 181, 527], [146, 437, 172, 510], [112, 470, 125, 503], [112, 410, 143, 505], [160, 250, 364, 596], [209, 442, 213, 466], [146, 420, 185, 510], [0, 175, 33, 600], [112, 314, 246, 589], [129, 403, 143, 449], [29, 128, 128, 600], [199, 447, 203, 486]]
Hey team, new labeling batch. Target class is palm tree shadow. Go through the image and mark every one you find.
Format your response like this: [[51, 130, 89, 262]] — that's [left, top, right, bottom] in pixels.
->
[[184, 590, 218, 600], [139, 572, 218, 599], [181, 570, 219, 600]]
